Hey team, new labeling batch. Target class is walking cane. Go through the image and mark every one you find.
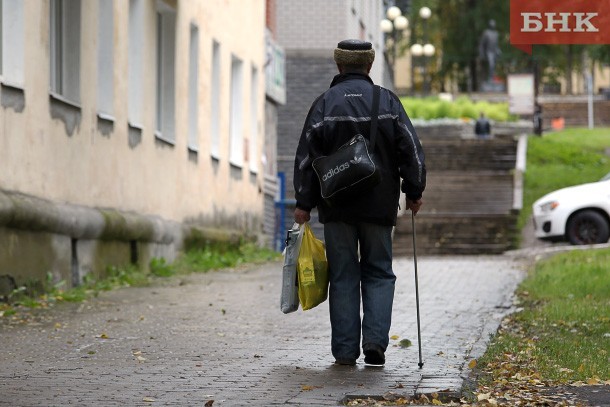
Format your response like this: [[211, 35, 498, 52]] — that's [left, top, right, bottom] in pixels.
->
[[412, 211, 424, 368]]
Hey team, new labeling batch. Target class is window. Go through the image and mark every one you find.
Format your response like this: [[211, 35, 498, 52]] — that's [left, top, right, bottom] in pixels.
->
[[249, 66, 259, 173], [155, 1, 176, 143], [128, 0, 144, 127], [50, 0, 81, 103], [0, 0, 24, 87], [229, 55, 243, 167], [187, 24, 199, 151], [97, 0, 114, 118], [210, 40, 221, 159]]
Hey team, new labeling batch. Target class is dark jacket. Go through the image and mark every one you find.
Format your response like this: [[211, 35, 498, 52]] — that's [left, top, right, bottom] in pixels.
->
[[475, 117, 491, 136], [293, 73, 426, 226]]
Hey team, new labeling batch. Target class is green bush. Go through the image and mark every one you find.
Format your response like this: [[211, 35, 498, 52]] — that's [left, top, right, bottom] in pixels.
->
[[400, 96, 517, 121], [459, 102, 478, 119], [1, 243, 280, 315], [174, 242, 279, 273], [149, 257, 175, 277]]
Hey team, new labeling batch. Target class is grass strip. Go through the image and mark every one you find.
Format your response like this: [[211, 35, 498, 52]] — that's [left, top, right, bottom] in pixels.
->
[[519, 127, 610, 232], [1, 243, 280, 317], [474, 248, 610, 405]]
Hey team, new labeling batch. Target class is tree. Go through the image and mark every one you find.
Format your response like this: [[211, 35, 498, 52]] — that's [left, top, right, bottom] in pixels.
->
[[432, 1, 607, 94], [435, 0, 513, 92]]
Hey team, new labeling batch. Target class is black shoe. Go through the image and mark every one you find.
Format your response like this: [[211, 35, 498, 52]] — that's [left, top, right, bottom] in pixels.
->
[[363, 343, 385, 366], [334, 358, 357, 366]]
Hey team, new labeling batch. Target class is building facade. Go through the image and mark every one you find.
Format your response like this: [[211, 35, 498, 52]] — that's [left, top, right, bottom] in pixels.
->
[[263, 0, 286, 250], [0, 0, 268, 288]]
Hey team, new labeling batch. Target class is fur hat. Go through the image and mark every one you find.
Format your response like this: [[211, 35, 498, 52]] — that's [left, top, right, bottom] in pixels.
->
[[334, 39, 375, 66]]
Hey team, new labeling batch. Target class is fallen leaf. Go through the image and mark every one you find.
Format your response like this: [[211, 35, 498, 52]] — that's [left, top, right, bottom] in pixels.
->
[[301, 385, 314, 391], [205, 400, 214, 407], [432, 399, 443, 406], [468, 359, 477, 369], [398, 339, 412, 348], [390, 335, 400, 340], [571, 381, 586, 387], [136, 356, 147, 362], [98, 333, 109, 339], [587, 377, 601, 385], [143, 397, 155, 402], [477, 392, 491, 401]]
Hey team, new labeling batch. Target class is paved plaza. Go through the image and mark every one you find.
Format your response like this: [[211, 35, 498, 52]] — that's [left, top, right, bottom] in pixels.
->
[[0, 255, 525, 406]]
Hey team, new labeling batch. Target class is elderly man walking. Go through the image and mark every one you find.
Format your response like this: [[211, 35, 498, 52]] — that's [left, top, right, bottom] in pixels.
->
[[292, 39, 426, 367]]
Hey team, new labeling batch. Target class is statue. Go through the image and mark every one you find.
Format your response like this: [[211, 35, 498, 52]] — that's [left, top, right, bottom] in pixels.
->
[[479, 19, 501, 85]]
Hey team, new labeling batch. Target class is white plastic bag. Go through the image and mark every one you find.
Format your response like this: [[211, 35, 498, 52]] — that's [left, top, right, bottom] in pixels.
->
[[280, 223, 302, 313]]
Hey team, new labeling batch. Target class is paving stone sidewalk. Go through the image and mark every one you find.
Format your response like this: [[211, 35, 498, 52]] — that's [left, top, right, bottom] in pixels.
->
[[0, 255, 524, 406]]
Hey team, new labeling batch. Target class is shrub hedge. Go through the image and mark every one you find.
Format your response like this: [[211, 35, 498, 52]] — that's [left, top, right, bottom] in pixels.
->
[[400, 96, 518, 122]]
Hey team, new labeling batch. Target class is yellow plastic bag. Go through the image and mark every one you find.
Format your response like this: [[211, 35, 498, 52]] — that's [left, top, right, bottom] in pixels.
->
[[297, 223, 329, 311]]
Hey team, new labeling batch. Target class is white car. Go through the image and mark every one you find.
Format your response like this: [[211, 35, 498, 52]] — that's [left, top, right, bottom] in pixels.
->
[[532, 172, 610, 245]]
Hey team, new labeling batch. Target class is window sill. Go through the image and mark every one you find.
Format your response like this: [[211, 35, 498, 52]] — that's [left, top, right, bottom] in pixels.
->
[[154, 132, 176, 147], [1, 81, 26, 112], [229, 160, 243, 170], [97, 112, 115, 122], [49, 92, 81, 110], [0, 79, 24, 91], [187, 145, 199, 153], [128, 121, 143, 131]]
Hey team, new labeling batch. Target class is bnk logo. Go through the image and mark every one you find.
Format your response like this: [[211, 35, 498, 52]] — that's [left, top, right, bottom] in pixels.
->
[[521, 12, 598, 33], [510, 0, 610, 54]]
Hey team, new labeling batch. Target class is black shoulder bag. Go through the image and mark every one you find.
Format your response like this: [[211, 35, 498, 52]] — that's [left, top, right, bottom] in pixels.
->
[[312, 85, 382, 206]]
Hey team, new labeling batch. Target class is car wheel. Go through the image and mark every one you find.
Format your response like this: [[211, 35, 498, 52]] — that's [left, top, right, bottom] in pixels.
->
[[566, 210, 610, 245]]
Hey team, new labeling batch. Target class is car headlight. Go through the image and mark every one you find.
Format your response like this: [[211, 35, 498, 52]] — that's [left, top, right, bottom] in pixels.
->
[[539, 200, 559, 213]]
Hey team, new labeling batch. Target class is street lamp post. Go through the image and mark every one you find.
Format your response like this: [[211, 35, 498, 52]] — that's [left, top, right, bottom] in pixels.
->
[[410, 6, 435, 94], [380, 6, 408, 87]]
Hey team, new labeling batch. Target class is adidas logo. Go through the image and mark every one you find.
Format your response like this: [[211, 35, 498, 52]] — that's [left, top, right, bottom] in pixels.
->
[[350, 156, 362, 165], [322, 162, 350, 182]]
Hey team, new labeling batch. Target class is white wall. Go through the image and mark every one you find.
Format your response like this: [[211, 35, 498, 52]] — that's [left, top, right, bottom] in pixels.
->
[[0, 0, 267, 231]]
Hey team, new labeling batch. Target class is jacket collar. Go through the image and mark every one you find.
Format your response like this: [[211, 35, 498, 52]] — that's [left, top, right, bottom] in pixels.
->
[[329, 72, 374, 88]]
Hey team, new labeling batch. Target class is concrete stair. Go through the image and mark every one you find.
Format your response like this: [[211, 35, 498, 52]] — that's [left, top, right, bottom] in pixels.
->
[[393, 136, 521, 255]]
